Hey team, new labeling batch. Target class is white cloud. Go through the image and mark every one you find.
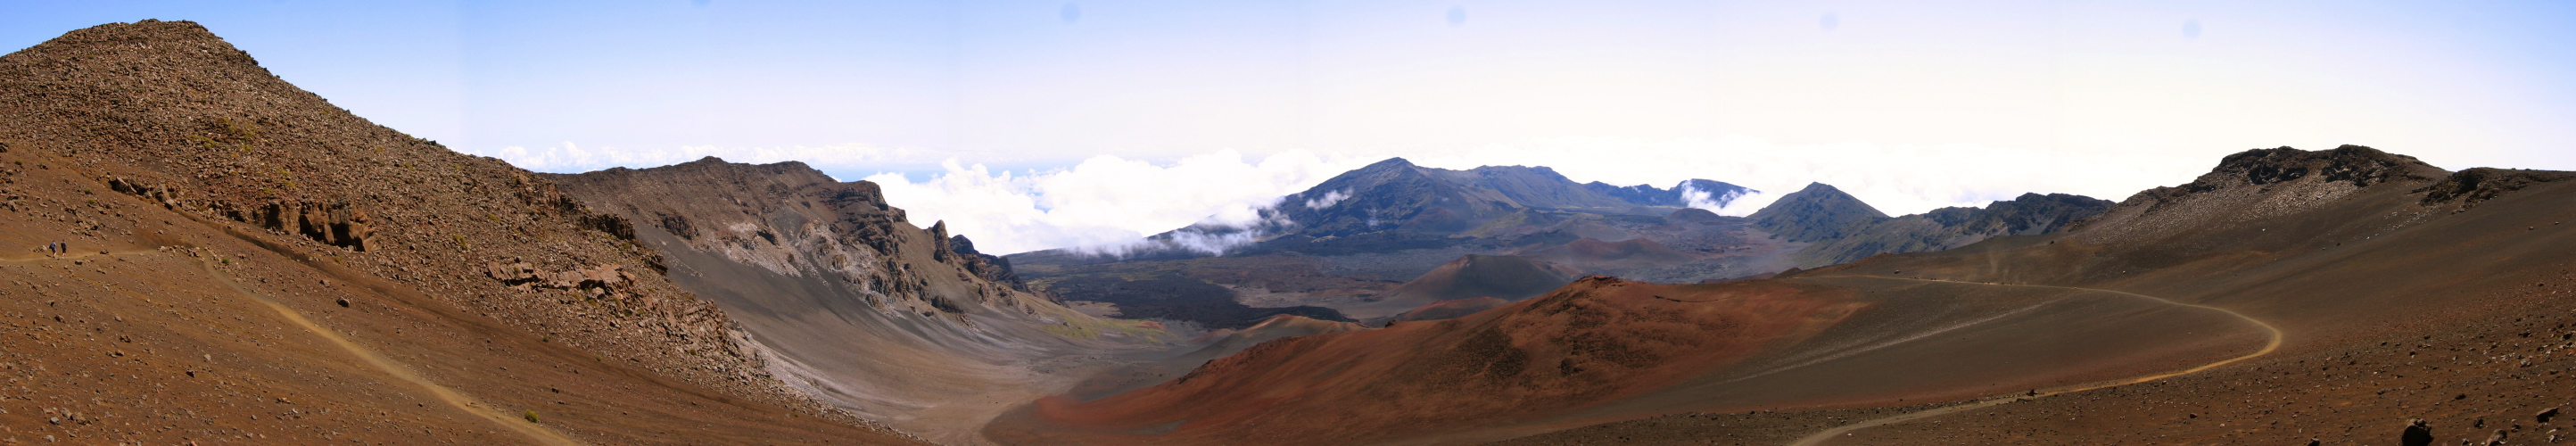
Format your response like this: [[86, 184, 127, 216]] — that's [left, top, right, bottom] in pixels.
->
[[1679, 182, 1761, 217], [863, 150, 1371, 255], [1301, 189, 1350, 210]]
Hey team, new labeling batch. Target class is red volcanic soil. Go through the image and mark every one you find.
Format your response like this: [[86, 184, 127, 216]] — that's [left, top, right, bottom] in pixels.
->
[[1387, 296, 1510, 324], [986, 277, 1868, 445]]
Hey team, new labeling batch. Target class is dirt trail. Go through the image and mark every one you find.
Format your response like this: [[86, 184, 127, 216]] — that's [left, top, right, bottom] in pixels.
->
[[1787, 277, 2283, 446], [185, 253, 590, 446]]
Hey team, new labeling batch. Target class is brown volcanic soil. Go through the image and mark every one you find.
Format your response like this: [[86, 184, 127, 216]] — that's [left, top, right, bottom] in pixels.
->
[[1385, 297, 1510, 324], [1498, 145, 2576, 445], [0, 21, 914, 444]]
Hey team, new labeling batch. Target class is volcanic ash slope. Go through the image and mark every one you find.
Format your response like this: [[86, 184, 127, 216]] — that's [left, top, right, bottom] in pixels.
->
[[0, 20, 920, 444]]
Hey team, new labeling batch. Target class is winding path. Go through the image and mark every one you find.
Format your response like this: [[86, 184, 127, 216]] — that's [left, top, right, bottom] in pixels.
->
[[187, 253, 590, 446], [1786, 277, 2283, 446]]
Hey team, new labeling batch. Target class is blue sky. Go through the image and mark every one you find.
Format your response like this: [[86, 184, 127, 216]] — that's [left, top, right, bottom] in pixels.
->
[[8, 1, 2576, 253]]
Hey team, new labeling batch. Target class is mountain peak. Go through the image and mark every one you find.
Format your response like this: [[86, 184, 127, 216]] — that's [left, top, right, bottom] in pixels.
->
[[1747, 182, 1888, 243], [1363, 157, 1417, 169], [14, 20, 251, 68]]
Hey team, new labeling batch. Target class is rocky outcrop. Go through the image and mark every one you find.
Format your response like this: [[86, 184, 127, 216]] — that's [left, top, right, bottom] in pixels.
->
[[485, 259, 634, 298], [2417, 167, 2576, 209], [2073, 145, 2454, 246], [109, 175, 383, 251], [950, 234, 1032, 293], [544, 158, 1046, 318], [2122, 145, 2447, 211]]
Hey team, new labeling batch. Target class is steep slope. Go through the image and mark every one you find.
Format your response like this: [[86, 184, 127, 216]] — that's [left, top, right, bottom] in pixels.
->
[[1791, 193, 2112, 267], [1747, 183, 1892, 243], [548, 158, 1165, 444], [1502, 145, 2576, 445], [0, 20, 913, 444]]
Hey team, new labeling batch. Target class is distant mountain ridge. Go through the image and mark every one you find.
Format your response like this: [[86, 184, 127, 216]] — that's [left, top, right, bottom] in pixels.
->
[[1014, 155, 2116, 331], [1794, 193, 2114, 267], [1209, 158, 1758, 240]]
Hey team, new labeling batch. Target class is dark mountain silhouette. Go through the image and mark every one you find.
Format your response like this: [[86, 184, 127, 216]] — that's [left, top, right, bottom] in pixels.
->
[[1792, 193, 2113, 267]]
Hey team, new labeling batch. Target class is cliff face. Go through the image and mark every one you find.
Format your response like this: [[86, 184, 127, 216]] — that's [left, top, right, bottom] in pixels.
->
[[546, 157, 1053, 323]]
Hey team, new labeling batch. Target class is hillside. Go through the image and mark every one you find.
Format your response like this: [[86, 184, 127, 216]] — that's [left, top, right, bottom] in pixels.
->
[[546, 157, 1168, 443], [0, 20, 917, 444]]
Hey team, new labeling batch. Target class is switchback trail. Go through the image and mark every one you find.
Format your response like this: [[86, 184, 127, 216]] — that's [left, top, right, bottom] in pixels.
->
[[1786, 277, 2284, 446], [189, 252, 589, 446]]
